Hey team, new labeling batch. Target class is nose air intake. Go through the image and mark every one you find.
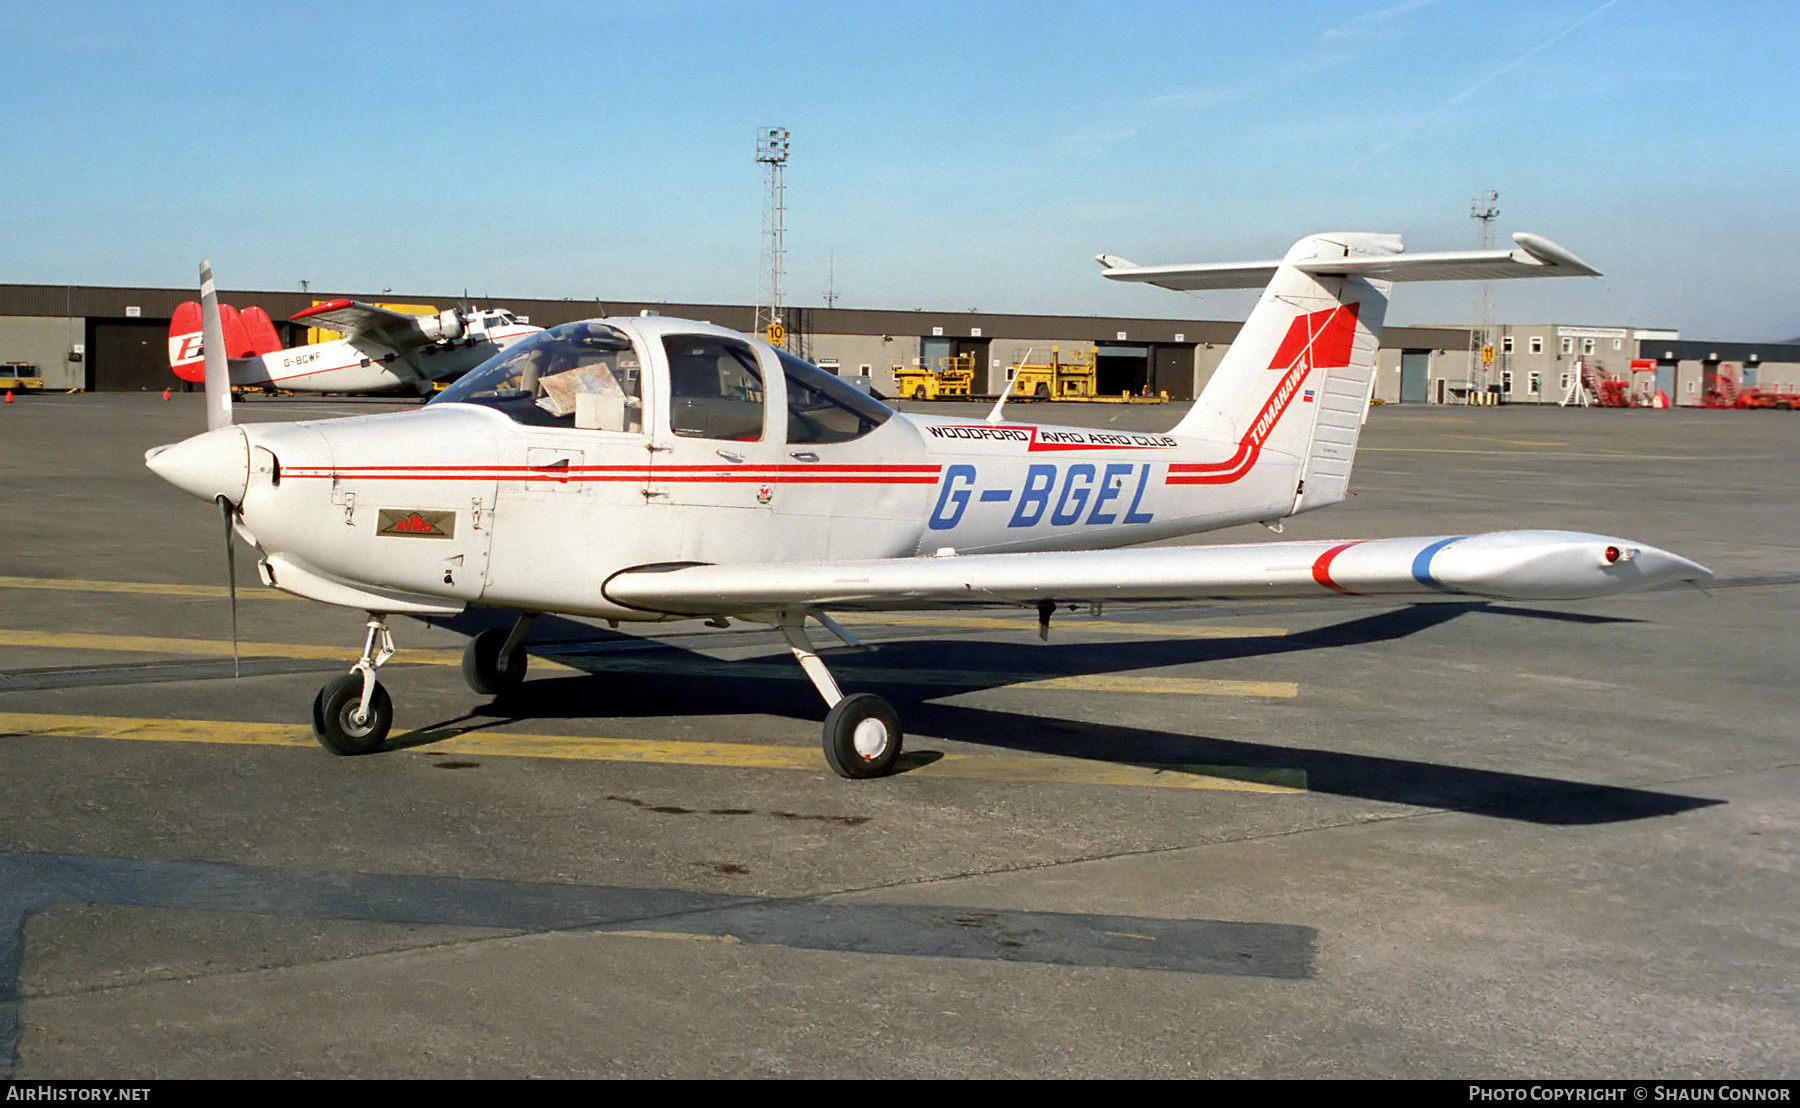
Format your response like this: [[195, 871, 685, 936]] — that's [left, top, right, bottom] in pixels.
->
[[144, 425, 251, 507]]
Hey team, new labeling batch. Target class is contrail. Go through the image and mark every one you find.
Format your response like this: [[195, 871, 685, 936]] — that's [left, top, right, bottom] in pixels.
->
[[1354, 0, 1624, 167]]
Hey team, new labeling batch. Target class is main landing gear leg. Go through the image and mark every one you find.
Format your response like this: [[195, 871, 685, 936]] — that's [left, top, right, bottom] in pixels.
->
[[312, 614, 397, 756], [777, 608, 902, 779], [463, 612, 536, 697]]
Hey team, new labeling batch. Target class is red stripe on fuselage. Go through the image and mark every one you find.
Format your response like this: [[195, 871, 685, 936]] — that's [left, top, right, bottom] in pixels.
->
[[280, 462, 944, 486]]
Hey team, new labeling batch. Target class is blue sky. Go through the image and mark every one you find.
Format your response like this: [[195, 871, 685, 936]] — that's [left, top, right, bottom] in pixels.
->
[[5, 0, 1796, 338]]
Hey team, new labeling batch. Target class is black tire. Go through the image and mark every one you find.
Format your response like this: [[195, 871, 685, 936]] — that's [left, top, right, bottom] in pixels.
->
[[822, 693, 903, 779], [912, 385, 927, 400], [1035, 383, 1050, 398], [312, 674, 392, 756], [462, 627, 528, 696]]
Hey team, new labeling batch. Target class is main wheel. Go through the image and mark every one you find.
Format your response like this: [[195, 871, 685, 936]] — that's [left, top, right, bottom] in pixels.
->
[[822, 693, 903, 779], [462, 627, 528, 696], [312, 674, 392, 756]]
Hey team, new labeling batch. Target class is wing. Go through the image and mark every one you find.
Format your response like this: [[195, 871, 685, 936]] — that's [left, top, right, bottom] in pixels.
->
[[602, 531, 1709, 617], [289, 300, 433, 355], [1097, 232, 1599, 292]]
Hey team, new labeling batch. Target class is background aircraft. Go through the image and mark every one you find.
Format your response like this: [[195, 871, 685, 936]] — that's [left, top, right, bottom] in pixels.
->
[[144, 234, 1710, 778], [167, 297, 542, 395]]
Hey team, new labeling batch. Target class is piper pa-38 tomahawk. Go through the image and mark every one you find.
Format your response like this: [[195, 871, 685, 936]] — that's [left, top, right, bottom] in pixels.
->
[[168, 296, 542, 395], [145, 232, 1710, 778]]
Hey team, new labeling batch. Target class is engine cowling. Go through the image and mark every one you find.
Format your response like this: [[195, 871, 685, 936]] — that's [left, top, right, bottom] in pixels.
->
[[416, 308, 466, 344]]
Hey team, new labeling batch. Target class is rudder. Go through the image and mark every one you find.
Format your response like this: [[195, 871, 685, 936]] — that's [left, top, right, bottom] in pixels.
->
[[1168, 233, 1394, 509]]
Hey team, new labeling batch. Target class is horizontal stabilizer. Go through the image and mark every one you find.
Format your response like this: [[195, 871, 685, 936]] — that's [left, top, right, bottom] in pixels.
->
[[1098, 232, 1598, 291], [603, 531, 1709, 617]]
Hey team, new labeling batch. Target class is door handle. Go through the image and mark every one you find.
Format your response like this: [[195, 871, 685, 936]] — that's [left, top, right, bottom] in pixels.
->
[[789, 451, 820, 462]]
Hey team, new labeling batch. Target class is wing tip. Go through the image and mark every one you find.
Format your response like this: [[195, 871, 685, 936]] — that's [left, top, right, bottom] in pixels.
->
[[1511, 232, 1602, 277], [289, 298, 357, 321]]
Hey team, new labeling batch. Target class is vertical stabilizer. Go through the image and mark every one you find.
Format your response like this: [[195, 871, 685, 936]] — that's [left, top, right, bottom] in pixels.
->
[[1167, 233, 1395, 512], [169, 300, 205, 381]]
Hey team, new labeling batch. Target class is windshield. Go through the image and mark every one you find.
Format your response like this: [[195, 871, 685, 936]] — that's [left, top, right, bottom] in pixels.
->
[[433, 321, 642, 431]]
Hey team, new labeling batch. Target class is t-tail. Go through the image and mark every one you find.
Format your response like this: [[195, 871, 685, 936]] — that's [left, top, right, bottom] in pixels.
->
[[1099, 230, 1600, 517]]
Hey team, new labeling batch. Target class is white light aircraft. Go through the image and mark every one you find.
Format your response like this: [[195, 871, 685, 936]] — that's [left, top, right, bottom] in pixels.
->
[[145, 233, 1710, 778], [168, 297, 542, 395]]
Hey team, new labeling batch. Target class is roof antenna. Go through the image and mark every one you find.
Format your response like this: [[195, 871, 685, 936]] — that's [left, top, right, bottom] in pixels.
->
[[985, 347, 1031, 423]]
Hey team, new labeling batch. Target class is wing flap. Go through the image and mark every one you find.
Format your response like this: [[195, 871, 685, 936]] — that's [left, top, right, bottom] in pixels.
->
[[603, 531, 1708, 616]]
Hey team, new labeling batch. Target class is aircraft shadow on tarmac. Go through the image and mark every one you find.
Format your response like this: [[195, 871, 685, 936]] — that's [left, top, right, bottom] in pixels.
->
[[418, 603, 1717, 827], [0, 849, 1318, 1079]]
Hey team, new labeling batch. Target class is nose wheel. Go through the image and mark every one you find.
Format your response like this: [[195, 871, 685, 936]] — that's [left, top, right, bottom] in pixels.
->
[[313, 673, 392, 755], [312, 615, 396, 756]]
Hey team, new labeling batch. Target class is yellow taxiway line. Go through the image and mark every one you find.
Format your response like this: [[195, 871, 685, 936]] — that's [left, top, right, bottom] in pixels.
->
[[0, 574, 297, 601], [0, 628, 457, 663], [0, 711, 1307, 792]]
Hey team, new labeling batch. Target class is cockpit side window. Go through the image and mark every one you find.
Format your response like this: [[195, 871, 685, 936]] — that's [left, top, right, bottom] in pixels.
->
[[664, 336, 765, 442], [779, 349, 893, 444], [431, 321, 643, 431]]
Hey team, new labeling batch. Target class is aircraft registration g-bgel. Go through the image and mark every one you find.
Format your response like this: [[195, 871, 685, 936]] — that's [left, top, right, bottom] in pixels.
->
[[168, 297, 543, 395], [145, 232, 1711, 778]]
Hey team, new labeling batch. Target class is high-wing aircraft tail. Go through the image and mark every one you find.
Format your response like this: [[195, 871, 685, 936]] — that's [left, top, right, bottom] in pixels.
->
[[168, 299, 282, 382], [1101, 231, 1600, 516], [238, 306, 283, 357]]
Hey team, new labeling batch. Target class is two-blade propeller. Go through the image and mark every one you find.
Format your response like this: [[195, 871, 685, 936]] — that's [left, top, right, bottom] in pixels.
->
[[199, 259, 239, 675]]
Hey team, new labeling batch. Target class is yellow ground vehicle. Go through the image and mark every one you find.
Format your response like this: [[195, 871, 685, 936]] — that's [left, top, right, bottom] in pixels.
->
[[892, 353, 976, 400], [1006, 346, 1098, 398], [0, 363, 45, 391]]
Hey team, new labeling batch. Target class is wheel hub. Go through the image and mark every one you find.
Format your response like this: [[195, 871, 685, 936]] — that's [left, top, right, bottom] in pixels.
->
[[852, 717, 889, 760]]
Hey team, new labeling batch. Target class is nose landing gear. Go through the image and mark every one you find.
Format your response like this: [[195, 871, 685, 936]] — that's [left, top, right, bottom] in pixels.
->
[[311, 615, 396, 755]]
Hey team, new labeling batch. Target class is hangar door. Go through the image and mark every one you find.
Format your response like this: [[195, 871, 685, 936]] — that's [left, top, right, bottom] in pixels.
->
[[920, 335, 991, 390], [1150, 345, 1194, 400], [1399, 350, 1430, 404], [1096, 344, 1148, 396], [87, 318, 171, 392]]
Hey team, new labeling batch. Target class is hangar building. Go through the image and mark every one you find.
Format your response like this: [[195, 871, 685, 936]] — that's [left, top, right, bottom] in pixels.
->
[[1, 282, 1793, 406]]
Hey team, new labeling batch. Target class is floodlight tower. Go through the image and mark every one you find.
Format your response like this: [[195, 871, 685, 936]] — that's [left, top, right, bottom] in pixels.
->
[[755, 127, 790, 348], [1470, 190, 1500, 402]]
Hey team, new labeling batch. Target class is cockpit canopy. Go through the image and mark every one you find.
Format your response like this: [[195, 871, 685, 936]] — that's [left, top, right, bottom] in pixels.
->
[[434, 322, 642, 429], [433, 320, 892, 444]]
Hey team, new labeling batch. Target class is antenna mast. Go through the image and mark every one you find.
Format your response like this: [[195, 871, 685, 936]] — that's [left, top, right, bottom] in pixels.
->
[[1470, 189, 1500, 403], [755, 126, 790, 348]]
